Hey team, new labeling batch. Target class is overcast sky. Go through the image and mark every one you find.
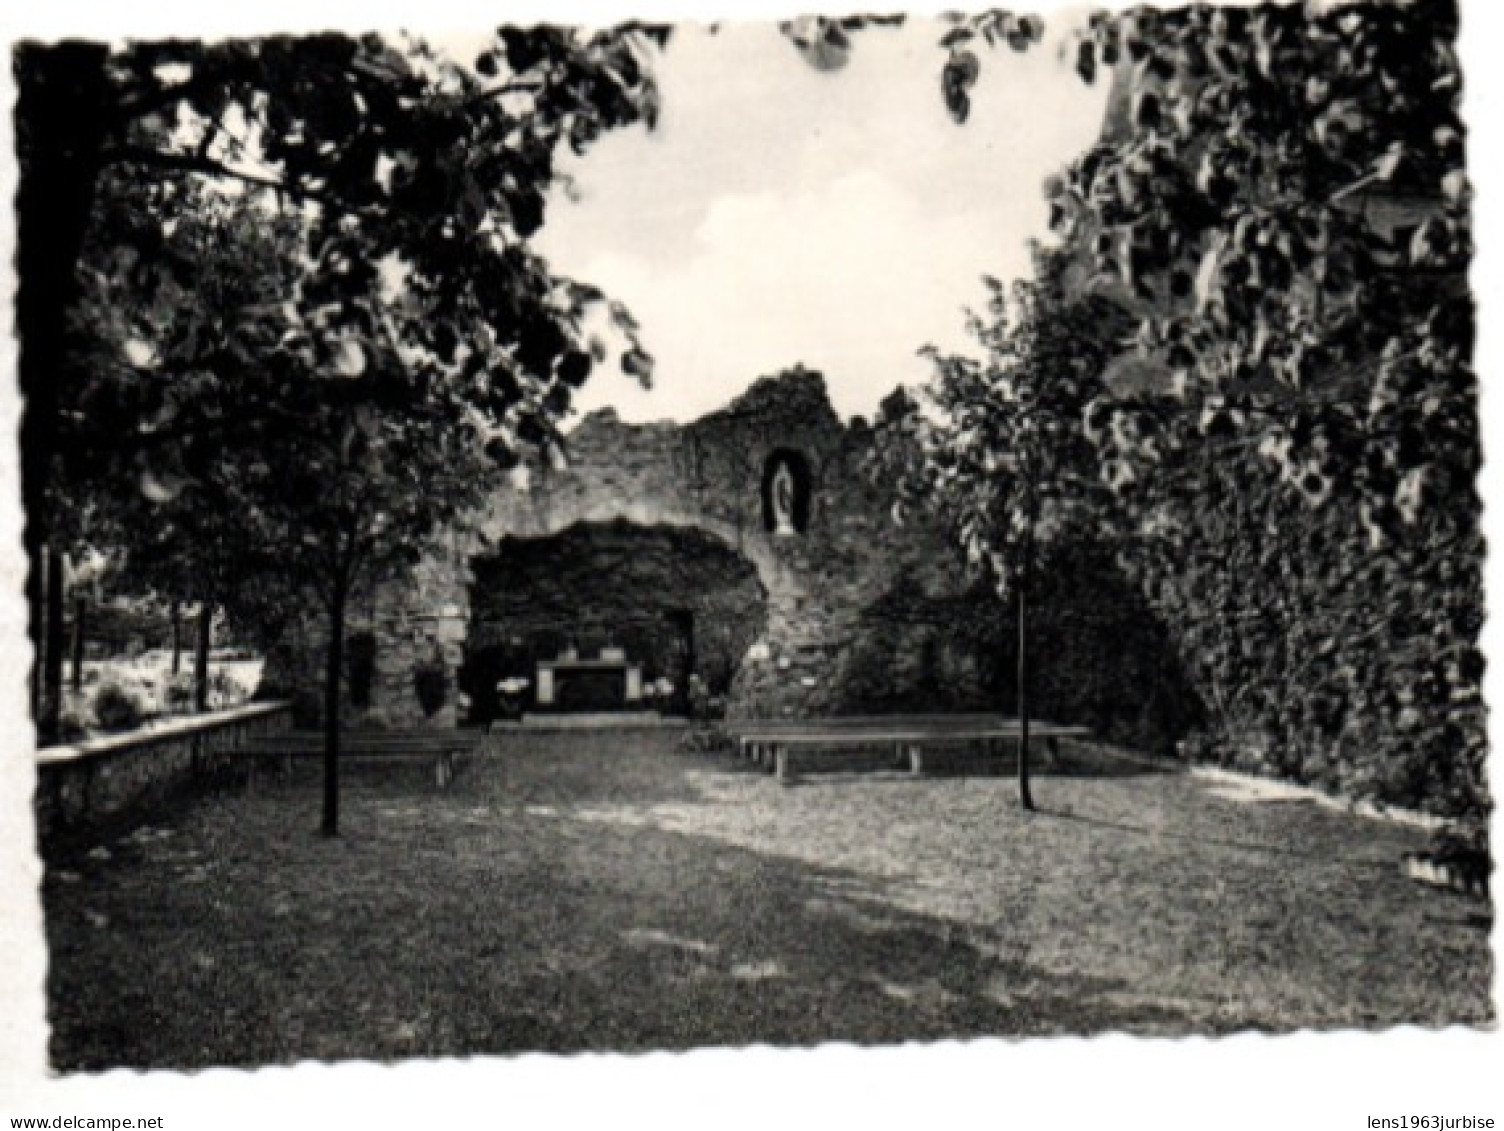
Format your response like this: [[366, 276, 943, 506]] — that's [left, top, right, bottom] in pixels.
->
[[527, 16, 1109, 424]]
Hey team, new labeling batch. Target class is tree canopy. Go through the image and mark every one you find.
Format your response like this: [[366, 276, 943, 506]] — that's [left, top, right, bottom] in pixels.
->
[[849, 2, 1482, 823], [877, 246, 1130, 807], [17, 25, 672, 828], [1050, 1, 1472, 538], [20, 25, 669, 506]]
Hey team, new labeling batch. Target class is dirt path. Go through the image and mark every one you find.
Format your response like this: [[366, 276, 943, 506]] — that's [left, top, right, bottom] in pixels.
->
[[42, 732, 1491, 1070]]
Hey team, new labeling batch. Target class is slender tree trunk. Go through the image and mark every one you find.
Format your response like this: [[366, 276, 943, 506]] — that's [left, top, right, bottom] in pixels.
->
[[194, 601, 213, 712], [322, 580, 348, 837], [70, 594, 87, 694], [41, 541, 66, 740], [1017, 569, 1035, 812], [15, 45, 111, 714], [1015, 494, 1039, 813], [170, 601, 183, 676]]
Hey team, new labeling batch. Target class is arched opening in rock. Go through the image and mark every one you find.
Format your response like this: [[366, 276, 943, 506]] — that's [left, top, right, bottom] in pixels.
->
[[460, 519, 768, 724]]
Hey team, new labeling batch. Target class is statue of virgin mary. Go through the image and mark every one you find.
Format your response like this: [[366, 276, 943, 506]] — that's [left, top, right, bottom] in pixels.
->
[[771, 460, 796, 536]]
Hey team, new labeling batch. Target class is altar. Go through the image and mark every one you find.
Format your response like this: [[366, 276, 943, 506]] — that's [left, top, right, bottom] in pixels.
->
[[535, 655, 644, 710]]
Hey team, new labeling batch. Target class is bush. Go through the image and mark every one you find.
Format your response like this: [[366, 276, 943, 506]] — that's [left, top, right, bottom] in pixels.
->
[[1123, 450, 1487, 823], [56, 706, 90, 744], [290, 689, 323, 729], [206, 668, 249, 710], [165, 673, 196, 713], [358, 706, 393, 730], [413, 662, 448, 718], [347, 632, 377, 709], [93, 684, 145, 733]]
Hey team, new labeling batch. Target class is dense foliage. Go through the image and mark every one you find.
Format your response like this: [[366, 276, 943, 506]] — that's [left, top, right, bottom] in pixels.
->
[[1135, 447, 1485, 822], [16, 25, 668, 831], [867, 2, 1484, 824], [1056, 1, 1483, 825], [1058, 1, 1473, 537]]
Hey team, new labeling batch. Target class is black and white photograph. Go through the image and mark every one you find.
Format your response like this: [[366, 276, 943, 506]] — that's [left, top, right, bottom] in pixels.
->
[[1, 0, 1500, 1124]]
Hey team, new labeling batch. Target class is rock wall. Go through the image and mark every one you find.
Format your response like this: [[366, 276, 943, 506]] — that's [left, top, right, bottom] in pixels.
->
[[264, 369, 1009, 725], [260, 368, 1199, 734], [467, 368, 1008, 720], [261, 542, 470, 730]]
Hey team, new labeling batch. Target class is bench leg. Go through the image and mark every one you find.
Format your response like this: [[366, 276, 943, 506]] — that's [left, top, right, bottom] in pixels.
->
[[1044, 736, 1060, 769], [774, 745, 793, 784], [435, 753, 452, 789], [907, 743, 924, 777]]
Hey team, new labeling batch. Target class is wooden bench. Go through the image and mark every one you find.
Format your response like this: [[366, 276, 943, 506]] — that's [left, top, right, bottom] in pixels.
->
[[238, 729, 481, 789], [724, 716, 1091, 783]]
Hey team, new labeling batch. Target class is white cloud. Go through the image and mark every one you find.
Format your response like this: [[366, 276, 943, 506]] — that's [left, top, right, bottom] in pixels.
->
[[537, 18, 1109, 424]]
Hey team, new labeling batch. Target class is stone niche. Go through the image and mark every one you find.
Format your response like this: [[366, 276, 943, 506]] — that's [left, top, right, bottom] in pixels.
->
[[461, 519, 767, 722], [263, 369, 1011, 726]]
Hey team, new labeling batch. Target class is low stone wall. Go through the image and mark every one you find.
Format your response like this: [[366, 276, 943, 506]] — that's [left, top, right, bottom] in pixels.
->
[[35, 701, 293, 842]]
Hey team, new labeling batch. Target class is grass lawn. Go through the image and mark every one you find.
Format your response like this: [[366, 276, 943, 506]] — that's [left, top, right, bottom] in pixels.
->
[[42, 731, 1492, 1070]]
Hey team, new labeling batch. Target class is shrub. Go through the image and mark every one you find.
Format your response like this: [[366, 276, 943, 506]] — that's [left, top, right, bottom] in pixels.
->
[[290, 689, 322, 729], [56, 706, 90, 744], [347, 631, 378, 709], [93, 684, 145, 733], [165, 674, 196, 713], [413, 662, 448, 718], [359, 706, 393, 731], [207, 668, 248, 710]]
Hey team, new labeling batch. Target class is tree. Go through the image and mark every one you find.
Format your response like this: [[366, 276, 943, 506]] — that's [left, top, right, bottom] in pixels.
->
[[834, 3, 1484, 823], [63, 180, 293, 718], [889, 248, 1128, 809], [26, 25, 668, 831], [1046, 1, 1472, 531], [777, 11, 1042, 123], [14, 23, 668, 736], [813, 2, 1472, 516], [1052, 2, 1484, 825], [72, 168, 616, 837]]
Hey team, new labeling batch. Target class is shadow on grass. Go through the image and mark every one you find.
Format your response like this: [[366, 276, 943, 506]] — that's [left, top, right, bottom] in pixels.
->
[[44, 727, 1480, 1069], [1033, 803, 1368, 863], [914, 743, 1178, 780], [721, 741, 1179, 785], [436, 846, 1206, 1058], [44, 773, 1204, 1070]]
